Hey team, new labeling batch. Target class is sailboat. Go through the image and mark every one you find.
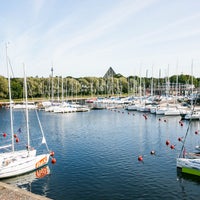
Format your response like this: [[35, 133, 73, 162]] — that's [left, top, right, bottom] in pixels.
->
[[177, 154, 200, 176], [177, 102, 200, 176], [0, 52, 54, 178]]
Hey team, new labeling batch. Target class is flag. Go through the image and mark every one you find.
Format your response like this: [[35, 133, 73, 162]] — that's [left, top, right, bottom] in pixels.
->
[[42, 136, 46, 144]]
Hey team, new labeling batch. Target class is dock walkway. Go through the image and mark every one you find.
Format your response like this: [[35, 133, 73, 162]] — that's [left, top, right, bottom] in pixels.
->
[[0, 181, 51, 200]]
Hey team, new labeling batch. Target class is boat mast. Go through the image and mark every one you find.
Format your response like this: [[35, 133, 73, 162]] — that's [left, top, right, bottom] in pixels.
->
[[6, 43, 15, 152], [61, 76, 64, 103], [151, 66, 153, 96], [191, 59, 193, 107], [51, 66, 54, 103], [23, 64, 30, 151]]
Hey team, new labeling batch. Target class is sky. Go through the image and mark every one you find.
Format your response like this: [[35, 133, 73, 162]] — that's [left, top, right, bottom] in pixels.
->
[[0, 0, 200, 78]]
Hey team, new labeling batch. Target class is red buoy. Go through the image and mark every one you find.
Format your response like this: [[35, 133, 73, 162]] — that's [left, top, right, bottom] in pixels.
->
[[138, 155, 143, 162], [170, 144, 175, 149], [3, 133, 7, 137], [14, 134, 17, 138], [51, 158, 56, 164], [166, 140, 170, 146], [178, 137, 182, 142], [158, 118, 161, 121], [50, 151, 55, 157], [180, 123, 183, 126], [16, 138, 19, 143], [195, 130, 199, 135]]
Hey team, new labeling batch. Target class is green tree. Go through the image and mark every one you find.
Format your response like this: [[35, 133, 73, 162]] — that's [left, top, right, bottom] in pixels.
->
[[0, 76, 8, 99], [11, 78, 23, 99]]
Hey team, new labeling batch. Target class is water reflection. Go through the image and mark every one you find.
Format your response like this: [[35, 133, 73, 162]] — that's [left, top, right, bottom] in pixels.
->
[[1, 108, 200, 199], [2, 165, 50, 191], [177, 168, 200, 184]]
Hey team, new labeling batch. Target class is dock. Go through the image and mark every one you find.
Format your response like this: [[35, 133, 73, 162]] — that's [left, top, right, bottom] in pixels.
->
[[0, 181, 51, 200]]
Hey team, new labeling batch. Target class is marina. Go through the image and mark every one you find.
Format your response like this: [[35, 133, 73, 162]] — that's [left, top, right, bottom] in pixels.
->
[[1, 1, 200, 199], [0, 106, 200, 199]]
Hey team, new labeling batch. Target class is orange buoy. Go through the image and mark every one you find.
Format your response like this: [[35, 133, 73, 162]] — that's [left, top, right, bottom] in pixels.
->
[[178, 137, 182, 142], [51, 158, 56, 164], [50, 151, 55, 157], [166, 140, 170, 146], [170, 144, 175, 149], [180, 123, 183, 126], [138, 155, 143, 162]]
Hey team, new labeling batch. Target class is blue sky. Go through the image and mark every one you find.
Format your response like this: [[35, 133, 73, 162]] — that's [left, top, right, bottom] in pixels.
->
[[0, 0, 200, 78]]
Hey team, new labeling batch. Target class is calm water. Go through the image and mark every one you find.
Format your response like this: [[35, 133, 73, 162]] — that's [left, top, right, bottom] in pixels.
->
[[0, 108, 200, 200]]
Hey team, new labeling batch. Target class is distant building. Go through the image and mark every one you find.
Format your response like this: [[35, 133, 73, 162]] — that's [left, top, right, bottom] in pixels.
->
[[103, 67, 116, 78]]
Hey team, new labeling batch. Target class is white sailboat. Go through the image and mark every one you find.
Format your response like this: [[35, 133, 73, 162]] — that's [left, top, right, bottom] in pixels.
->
[[177, 105, 200, 176], [184, 110, 200, 120], [182, 62, 200, 120], [0, 55, 53, 178]]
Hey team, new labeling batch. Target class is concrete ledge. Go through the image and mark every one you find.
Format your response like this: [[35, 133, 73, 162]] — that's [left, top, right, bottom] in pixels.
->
[[0, 181, 51, 200]]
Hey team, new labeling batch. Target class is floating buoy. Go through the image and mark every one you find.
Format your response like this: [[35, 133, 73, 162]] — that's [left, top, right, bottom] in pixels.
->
[[51, 158, 56, 164], [3, 133, 7, 137], [138, 155, 143, 162], [150, 150, 155, 155], [164, 119, 167, 122], [166, 140, 170, 146], [178, 137, 182, 142], [14, 134, 17, 138], [180, 123, 183, 126], [170, 144, 175, 149], [50, 151, 55, 157], [158, 118, 161, 121], [16, 138, 19, 143], [195, 130, 199, 135]]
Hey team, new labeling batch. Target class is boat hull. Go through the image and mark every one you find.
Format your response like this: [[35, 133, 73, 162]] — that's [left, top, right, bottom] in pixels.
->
[[0, 153, 50, 179], [177, 158, 200, 176]]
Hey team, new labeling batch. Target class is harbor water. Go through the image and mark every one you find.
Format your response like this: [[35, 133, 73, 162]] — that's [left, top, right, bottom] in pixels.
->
[[0, 108, 200, 200]]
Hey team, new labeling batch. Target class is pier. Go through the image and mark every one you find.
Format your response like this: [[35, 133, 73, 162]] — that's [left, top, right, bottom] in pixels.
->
[[0, 181, 50, 200]]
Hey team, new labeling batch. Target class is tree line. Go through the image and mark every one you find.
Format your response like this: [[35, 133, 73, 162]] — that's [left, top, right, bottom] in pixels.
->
[[0, 73, 199, 100]]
